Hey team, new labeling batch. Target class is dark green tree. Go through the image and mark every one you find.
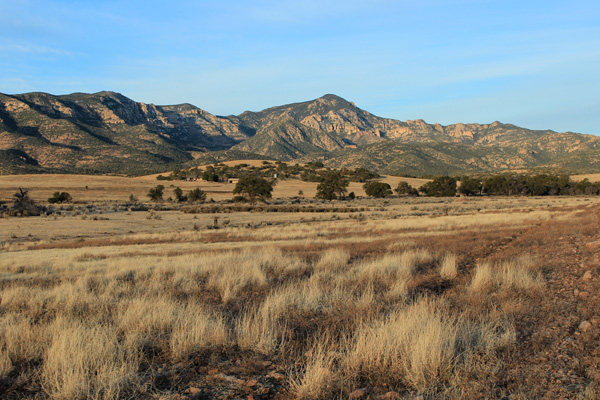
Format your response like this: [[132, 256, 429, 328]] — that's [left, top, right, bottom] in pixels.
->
[[147, 185, 165, 201], [48, 191, 72, 204], [201, 166, 219, 182], [233, 175, 274, 203], [316, 170, 349, 200], [173, 187, 186, 202], [419, 176, 457, 197], [11, 188, 43, 216], [188, 188, 207, 202], [395, 181, 419, 196], [458, 177, 482, 196], [363, 181, 393, 198], [350, 167, 379, 182]]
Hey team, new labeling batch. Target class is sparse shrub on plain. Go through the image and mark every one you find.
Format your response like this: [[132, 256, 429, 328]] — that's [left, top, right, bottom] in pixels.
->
[[0, 199, 580, 399], [188, 188, 207, 203], [173, 186, 186, 202], [147, 185, 164, 201], [48, 191, 72, 204], [10, 187, 44, 216]]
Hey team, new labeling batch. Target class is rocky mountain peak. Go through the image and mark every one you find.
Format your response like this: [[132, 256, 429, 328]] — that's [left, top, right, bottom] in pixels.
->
[[2, 90, 599, 176]]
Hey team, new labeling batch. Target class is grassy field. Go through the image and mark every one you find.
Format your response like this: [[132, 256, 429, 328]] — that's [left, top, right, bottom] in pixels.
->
[[1, 175, 600, 399], [0, 174, 430, 203]]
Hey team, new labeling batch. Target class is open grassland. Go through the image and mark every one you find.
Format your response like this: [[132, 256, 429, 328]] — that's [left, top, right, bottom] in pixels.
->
[[0, 174, 431, 203], [1, 195, 600, 399]]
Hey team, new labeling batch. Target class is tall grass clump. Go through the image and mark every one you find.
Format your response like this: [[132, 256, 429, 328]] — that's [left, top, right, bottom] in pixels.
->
[[355, 249, 433, 284], [290, 336, 341, 400], [42, 319, 139, 400], [170, 304, 228, 361], [440, 253, 458, 280], [470, 256, 543, 293], [341, 298, 515, 392], [315, 248, 351, 272]]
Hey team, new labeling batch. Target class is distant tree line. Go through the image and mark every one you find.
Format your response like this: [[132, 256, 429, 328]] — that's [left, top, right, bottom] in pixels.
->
[[147, 185, 207, 203], [365, 173, 600, 198], [416, 173, 600, 197], [156, 162, 379, 184]]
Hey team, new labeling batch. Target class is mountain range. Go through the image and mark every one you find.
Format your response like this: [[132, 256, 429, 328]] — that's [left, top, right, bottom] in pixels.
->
[[1, 91, 599, 176]]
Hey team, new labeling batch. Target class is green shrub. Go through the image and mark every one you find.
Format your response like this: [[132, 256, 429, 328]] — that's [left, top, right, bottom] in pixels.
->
[[48, 191, 72, 204]]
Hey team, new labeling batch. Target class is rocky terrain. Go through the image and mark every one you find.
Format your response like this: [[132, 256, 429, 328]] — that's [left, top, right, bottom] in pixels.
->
[[1, 91, 599, 175]]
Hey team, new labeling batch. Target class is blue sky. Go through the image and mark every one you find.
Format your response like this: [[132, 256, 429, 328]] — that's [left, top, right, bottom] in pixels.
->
[[1, 0, 599, 135]]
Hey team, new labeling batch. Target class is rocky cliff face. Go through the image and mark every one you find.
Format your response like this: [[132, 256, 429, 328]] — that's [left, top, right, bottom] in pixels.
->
[[0, 91, 252, 174], [1, 91, 599, 175]]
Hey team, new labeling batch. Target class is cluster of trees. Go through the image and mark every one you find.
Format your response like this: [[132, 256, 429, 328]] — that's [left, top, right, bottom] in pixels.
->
[[157, 162, 289, 182], [301, 166, 379, 183], [355, 173, 600, 199], [418, 173, 600, 197], [147, 185, 207, 202], [472, 174, 600, 196], [150, 170, 600, 205], [156, 162, 380, 184]]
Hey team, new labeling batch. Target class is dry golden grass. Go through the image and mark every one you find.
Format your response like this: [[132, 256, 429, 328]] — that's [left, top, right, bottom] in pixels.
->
[[440, 253, 458, 280], [469, 256, 543, 293], [0, 173, 238, 202], [0, 196, 596, 399], [42, 319, 139, 400]]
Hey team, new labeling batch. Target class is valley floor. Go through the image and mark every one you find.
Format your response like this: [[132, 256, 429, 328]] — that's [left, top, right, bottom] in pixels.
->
[[1, 196, 599, 399]]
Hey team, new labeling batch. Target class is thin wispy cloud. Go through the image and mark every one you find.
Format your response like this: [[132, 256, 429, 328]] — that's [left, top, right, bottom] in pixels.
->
[[0, 0, 598, 135], [0, 43, 72, 56]]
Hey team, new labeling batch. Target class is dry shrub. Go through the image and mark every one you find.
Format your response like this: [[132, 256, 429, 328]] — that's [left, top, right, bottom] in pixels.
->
[[385, 279, 409, 302], [440, 253, 458, 280], [235, 279, 378, 356], [235, 281, 333, 355], [42, 319, 139, 400]]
